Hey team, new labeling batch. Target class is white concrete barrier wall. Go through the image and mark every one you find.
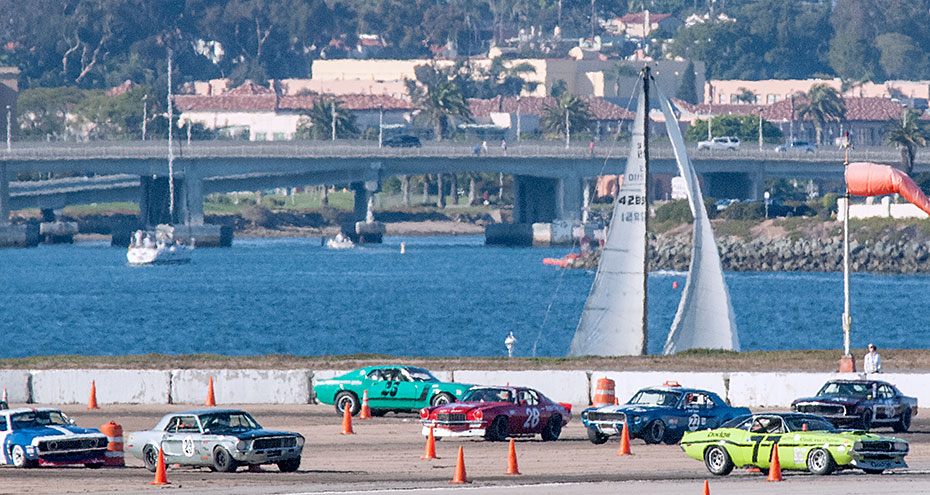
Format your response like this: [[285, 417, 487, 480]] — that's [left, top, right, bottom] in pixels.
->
[[728, 372, 852, 408], [31, 370, 170, 404], [592, 372, 729, 406], [877, 374, 930, 407], [0, 370, 31, 403], [170, 369, 312, 404], [454, 370, 589, 405]]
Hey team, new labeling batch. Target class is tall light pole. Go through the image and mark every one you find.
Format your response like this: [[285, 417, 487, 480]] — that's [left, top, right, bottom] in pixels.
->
[[516, 96, 522, 142], [565, 106, 570, 149], [331, 100, 336, 141], [5, 105, 10, 153], [142, 94, 148, 141], [378, 105, 384, 149], [758, 109, 763, 150]]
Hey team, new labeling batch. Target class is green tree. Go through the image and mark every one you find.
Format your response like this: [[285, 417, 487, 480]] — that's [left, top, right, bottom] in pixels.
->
[[541, 93, 593, 139], [796, 84, 845, 145], [684, 115, 782, 143], [735, 88, 757, 104], [296, 98, 359, 140], [675, 60, 698, 104], [16, 87, 88, 140], [885, 109, 930, 176], [407, 68, 472, 141], [69, 86, 160, 140]]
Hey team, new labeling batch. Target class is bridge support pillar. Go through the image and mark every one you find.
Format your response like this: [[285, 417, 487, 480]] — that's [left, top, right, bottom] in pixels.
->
[[488, 175, 581, 247], [347, 181, 384, 244], [139, 175, 180, 227], [180, 170, 204, 227], [0, 162, 39, 247]]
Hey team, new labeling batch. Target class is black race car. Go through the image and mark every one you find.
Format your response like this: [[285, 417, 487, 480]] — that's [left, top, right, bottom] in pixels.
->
[[791, 379, 917, 431]]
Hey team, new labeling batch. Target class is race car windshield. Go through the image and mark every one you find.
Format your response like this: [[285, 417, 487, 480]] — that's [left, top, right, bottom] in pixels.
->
[[10, 410, 71, 429], [817, 382, 871, 398], [199, 412, 260, 432], [784, 416, 834, 432], [406, 367, 439, 382], [462, 388, 515, 403], [629, 390, 681, 406]]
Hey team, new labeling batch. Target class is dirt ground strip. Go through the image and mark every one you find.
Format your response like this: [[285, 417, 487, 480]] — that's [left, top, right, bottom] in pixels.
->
[[2, 404, 930, 494]]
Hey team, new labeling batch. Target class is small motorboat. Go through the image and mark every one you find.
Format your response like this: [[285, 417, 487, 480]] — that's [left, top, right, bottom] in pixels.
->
[[325, 232, 355, 249], [127, 229, 193, 265]]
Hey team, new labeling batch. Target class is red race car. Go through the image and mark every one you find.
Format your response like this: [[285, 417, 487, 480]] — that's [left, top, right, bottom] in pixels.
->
[[420, 386, 571, 441]]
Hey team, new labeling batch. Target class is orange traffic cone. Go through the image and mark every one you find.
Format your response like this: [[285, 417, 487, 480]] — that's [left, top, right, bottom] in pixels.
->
[[615, 422, 632, 456], [205, 377, 216, 406], [767, 445, 783, 482], [359, 390, 371, 419], [87, 381, 99, 410], [703, 480, 710, 495], [450, 446, 469, 484], [2, 387, 7, 402], [150, 448, 168, 485], [340, 402, 354, 435], [421, 427, 438, 460], [614, 396, 619, 405], [505, 438, 521, 475]]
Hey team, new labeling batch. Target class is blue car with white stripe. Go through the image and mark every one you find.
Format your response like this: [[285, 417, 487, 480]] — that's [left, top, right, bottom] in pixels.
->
[[580, 383, 750, 445], [1, 408, 108, 468]]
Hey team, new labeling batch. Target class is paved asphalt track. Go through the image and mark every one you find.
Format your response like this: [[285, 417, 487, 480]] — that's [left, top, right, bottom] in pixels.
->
[[3, 404, 930, 494]]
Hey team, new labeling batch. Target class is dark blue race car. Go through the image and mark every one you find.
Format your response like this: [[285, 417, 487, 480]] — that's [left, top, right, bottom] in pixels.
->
[[1, 408, 108, 468], [580, 382, 750, 444]]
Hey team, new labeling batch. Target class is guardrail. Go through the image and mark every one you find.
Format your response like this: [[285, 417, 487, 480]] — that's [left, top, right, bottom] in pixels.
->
[[0, 140, 918, 164]]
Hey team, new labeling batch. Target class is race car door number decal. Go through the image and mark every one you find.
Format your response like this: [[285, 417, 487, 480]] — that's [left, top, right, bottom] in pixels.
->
[[182, 435, 195, 457], [688, 414, 703, 431], [523, 408, 540, 428], [381, 381, 399, 397]]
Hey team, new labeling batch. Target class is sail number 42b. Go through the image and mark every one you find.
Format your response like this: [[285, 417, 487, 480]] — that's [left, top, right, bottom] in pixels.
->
[[616, 195, 645, 205]]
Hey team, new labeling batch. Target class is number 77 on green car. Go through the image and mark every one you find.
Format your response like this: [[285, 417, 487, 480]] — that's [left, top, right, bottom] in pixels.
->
[[314, 366, 474, 416]]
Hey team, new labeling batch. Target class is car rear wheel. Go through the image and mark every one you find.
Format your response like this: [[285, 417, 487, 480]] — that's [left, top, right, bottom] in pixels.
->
[[213, 446, 238, 473], [485, 416, 508, 442], [642, 420, 666, 444], [334, 391, 360, 416], [807, 448, 835, 475], [84, 461, 104, 469], [541, 415, 562, 441], [143, 445, 158, 472], [859, 410, 872, 430], [277, 457, 300, 472], [703, 445, 734, 476], [587, 427, 609, 444], [893, 410, 911, 432], [431, 392, 455, 407]]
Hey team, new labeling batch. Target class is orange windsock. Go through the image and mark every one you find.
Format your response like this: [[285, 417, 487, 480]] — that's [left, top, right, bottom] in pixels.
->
[[767, 445, 783, 482], [150, 448, 168, 485], [87, 381, 99, 410], [847, 162, 930, 216], [616, 422, 632, 456]]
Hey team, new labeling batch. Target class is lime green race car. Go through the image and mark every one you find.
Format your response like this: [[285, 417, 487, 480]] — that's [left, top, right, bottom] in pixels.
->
[[315, 366, 473, 416], [681, 413, 908, 476]]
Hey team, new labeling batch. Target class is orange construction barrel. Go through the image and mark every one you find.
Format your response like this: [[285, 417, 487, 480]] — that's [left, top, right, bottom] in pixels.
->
[[593, 378, 616, 407], [100, 421, 124, 467]]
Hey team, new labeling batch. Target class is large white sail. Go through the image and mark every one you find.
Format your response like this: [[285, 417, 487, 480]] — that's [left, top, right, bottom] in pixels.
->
[[656, 86, 740, 353], [569, 82, 648, 356]]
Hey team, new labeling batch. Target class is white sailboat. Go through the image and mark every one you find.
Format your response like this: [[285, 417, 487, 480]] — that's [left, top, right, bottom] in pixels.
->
[[569, 67, 738, 356], [126, 45, 193, 266]]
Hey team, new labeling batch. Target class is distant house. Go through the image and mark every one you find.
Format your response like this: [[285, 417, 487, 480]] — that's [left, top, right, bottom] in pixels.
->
[[607, 12, 682, 37], [173, 81, 412, 141], [466, 95, 633, 140], [707, 79, 930, 108]]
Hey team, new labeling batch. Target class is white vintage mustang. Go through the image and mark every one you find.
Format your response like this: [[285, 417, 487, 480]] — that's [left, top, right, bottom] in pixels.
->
[[125, 409, 304, 472]]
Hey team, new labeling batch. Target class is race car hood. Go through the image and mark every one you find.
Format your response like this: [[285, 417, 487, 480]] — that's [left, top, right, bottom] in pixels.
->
[[219, 429, 301, 440], [793, 395, 862, 407], [589, 404, 672, 415], [17, 425, 103, 437], [431, 402, 505, 415]]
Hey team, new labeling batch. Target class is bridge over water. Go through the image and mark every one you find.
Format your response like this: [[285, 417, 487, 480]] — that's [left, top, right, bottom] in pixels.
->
[[0, 140, 922, 245]]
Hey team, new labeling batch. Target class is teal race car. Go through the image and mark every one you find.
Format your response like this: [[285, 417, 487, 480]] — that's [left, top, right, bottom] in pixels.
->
[[315, 366, 473, 416], [681, 413, 908, 476]]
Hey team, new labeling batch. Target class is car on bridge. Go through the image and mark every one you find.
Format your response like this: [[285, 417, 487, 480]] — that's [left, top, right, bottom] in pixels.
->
[[383, 135, 422, 148], [697, 136, 740, 151], [775, 140, 817, 152], [315, 366, 473, 416]]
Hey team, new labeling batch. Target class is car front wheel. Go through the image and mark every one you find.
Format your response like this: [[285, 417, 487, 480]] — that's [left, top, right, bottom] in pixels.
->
[[485, 416, 508, 442], [587, 427, 609, 444], [541, 415, 562, 441], [860, 410, 872, 430], [11, 445, 36, 468], [807, 448, 835, 475], [642, 420, 666, 444], [143, 445, 158, 472], [334, 391, 360, 416], [213, 446, 238, 472], [704, 445, 734, 476], [277, 457, 300, 472], [893, 410, 911, 432]]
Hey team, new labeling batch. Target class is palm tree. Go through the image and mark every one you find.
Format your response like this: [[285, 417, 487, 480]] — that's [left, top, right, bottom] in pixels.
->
[[542, 93, 593, 142], [298, 98, 358, 140], [796, 84, 845, 145], [885, 109, 930, 176], [410, 79, 471, 141]]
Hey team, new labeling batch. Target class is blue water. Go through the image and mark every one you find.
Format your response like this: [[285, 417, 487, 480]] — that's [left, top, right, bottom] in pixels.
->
[[1, 236, 928, 358]]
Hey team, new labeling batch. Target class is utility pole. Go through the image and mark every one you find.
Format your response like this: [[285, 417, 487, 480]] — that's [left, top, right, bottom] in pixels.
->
[[516, 96, 522, 141], [5, 105, 11, 153], [331, 101, 336, 141], [565, 107, 570, 149], [758, 110, 763, 150], [378, 105, 384, 149], [142, 94, 148, 141]]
